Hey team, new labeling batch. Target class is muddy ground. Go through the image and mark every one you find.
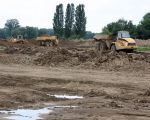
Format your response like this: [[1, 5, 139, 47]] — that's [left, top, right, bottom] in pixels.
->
[[0, 40, 150, 120]]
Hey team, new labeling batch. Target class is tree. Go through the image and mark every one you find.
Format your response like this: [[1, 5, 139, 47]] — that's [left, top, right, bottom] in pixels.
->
[[5, 19, 20, 37], [84, 31, 95, 39], [137, 13, 150, 39], [49, 29, 54, 35], [0, 29, 7, 39], [25, 26, 38, 39], [74, 4, 86, 38], [38, 28, 49, 36], [53, 4, 64, 37], [11, 27, 27, 38], [65, 3, 75, 38], [102, 19, 136, 37]]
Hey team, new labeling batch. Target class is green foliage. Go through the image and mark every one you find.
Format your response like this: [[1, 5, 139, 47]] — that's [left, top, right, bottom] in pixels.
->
[[143, 13, 150, 20], [53, 4, 64, 37], [49, 29, 54, 35], [102, 19, 136, 37], [5, 19, 20, 37], [137, 13, 150, 39], [25, 26, 38, 39], [65, 3, 75, 38], [137, 47, 150, 52], [74, 4, 86, 38], [53, 3, 87, 39], [84, 31, 95, 39], [11, 27, 38, 39], [38, 29, 49, 36], [11, 27, 25, 38], [1, 19, 54, 40], [0, 46, 6, 51], [0, 29, 7, 39]]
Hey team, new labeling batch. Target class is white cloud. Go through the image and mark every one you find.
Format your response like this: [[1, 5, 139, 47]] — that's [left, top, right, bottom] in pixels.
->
[[0, 0, 149, 32]]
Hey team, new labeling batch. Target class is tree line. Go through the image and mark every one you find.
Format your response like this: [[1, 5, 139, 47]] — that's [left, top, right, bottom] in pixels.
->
[[0, 3, 88, 40], [0, 19, 53, 39], [53, 3, 87, 39], [102, 13, 150, 39], [0, 5, 149, 40]]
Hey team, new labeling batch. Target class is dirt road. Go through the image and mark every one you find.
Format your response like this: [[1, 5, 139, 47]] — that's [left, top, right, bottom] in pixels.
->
[[0, 63, 150, 120]]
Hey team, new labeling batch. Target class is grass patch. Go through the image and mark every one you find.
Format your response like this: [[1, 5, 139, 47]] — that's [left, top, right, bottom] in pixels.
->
[[0, 46, 6, 51], [137, 47, 150, 52]]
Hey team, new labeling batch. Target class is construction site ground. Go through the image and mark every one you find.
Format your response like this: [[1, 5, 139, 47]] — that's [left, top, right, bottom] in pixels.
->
[[0, 40, 150, 120]]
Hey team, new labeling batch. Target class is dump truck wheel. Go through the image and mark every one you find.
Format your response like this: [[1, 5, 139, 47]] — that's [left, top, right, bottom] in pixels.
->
[[100, 42, 107, 54], [46, 41, 51, 46], [95, 42, 101, 51], [40, 41, 45, 46], [111, 45, 116, 52], [95, 41, 107, 54], [50, 41, 54, 46], [99, 42, 104, 53]]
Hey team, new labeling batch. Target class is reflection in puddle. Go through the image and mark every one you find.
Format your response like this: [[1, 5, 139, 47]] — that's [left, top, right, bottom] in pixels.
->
[[0, 105, 77, 120], [0, 108, 51, 120], [49, 94, 83, 99]]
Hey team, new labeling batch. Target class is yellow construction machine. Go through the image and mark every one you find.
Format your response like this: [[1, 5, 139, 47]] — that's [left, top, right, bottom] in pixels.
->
[[8, 35, 26, 44], [94, 31, 137, 53], [36, 35, 59, 46]]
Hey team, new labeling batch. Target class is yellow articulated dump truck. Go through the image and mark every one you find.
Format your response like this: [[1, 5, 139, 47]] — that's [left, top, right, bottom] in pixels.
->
[[94, 31, 137, 53], [36, 35, 59, 46]]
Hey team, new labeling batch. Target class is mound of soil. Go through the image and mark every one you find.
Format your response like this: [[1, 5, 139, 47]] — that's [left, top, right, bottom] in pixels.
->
[[1, 42, 150, 71], [33, 47, 150, 71], [5, 46, 40, 55]]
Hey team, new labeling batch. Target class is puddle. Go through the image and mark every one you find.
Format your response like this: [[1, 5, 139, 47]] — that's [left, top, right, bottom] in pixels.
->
[[0, 105, 77, 120], [0, 108, 51, 120], [48, 94, 83, 99], [0, 94, 82, 120]]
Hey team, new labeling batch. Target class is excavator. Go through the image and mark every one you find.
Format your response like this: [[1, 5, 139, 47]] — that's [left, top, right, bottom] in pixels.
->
[[94, 31, 137, 53]]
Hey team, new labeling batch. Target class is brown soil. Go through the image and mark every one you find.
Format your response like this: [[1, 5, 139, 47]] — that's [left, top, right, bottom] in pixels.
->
[[0, 40, 150, 120]]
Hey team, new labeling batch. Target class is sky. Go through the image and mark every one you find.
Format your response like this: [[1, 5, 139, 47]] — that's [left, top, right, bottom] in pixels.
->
[[0, 0, 149, 33]]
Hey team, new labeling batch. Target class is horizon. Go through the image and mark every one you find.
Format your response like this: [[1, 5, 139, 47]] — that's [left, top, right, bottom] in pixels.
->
[[0, 0, 149, 33]]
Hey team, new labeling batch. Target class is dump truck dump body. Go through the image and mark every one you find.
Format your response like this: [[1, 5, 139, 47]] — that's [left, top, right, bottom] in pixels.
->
[[36, 35, 59, 46]]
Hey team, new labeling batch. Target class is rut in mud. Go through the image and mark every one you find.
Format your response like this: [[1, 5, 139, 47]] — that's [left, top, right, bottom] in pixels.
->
[[0, 67, 150, 120]]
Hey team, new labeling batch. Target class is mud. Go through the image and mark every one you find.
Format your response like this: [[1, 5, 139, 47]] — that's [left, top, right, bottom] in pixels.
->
[[0, 41, 150, 72], [0, 40, 150, 120]]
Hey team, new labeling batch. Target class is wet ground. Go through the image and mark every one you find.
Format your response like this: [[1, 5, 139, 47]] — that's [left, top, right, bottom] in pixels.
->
[[0, 63, 150, 120], [0, 40, 150, 120]]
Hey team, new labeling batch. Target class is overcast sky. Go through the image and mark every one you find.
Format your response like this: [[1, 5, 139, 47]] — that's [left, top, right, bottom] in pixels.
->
[[0, 0, 149, 32]]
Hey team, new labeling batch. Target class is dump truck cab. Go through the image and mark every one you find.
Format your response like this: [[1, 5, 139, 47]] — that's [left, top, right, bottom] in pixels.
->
[[111, 31, 137, 51], [117, 31, 130, 39]]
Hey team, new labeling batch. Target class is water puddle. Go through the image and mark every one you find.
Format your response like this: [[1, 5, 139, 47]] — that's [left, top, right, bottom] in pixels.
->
[[0, 108, 51, 120], [0, 105, 77, 120], [48, 94, 83, 99]]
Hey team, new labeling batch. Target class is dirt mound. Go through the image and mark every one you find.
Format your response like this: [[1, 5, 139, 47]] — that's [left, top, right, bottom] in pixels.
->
[[33, 47, 100, 67], [1, 41, 150, 71], [5, 46, 39, 55], [34, 48, 73, 66], [33, 47, 150, 71]]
